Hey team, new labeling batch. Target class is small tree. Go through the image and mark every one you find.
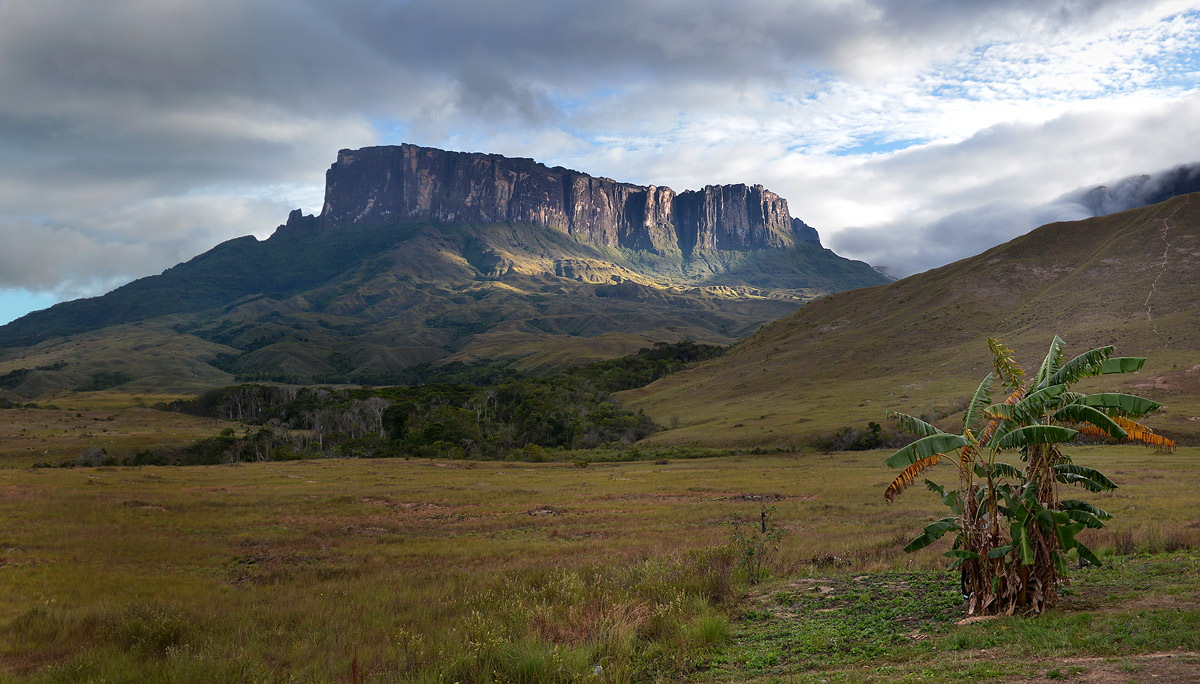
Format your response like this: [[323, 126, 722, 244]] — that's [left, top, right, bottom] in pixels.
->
[[884, 337, 1174, 615], [729, 505, 787, 584]]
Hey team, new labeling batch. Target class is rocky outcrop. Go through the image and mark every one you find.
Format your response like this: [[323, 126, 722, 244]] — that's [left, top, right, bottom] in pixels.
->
[[792, 218, 821, 247], [306, 144, 809, 255], [278, 208, 319, 234], [674, 184, 794, 253]]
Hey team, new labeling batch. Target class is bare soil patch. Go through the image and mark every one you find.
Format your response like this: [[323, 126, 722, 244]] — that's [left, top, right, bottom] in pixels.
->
[[1015, 652, 1200, 683]]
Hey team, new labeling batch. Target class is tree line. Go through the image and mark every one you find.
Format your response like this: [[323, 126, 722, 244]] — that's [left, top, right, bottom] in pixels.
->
[[149, 341, 723, 464]]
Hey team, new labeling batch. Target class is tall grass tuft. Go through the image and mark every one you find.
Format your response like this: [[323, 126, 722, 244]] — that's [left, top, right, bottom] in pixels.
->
[[379, 548, 740, 682]]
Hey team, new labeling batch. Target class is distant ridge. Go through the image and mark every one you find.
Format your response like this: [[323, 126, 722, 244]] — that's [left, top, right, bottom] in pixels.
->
[[1067, 163, 1200, 216]]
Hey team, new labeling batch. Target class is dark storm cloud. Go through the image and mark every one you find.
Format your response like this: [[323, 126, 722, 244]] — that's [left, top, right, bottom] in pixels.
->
[[1, 0, 1149, 152], [319, 0, 1139, 83]]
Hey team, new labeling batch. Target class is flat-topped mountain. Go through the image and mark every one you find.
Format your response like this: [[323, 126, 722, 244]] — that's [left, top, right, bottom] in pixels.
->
[[0, 145, 887, 395], [313, 144, 818, 254]]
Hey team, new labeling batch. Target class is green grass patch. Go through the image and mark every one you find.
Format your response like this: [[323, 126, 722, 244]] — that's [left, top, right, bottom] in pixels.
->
[[702, 552, 1200, 683]]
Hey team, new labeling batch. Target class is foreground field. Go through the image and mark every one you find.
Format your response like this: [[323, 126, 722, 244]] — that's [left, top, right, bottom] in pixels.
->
[[0, 448, 1197, 682]]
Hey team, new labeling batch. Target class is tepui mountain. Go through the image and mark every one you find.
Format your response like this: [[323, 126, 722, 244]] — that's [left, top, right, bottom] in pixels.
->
[[0, 144, 888, 395]]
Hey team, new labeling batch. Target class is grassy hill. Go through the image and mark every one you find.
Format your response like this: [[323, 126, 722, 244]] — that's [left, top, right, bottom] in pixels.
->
[[0, 220, 887, 395], [627, 193, 1200, 446]]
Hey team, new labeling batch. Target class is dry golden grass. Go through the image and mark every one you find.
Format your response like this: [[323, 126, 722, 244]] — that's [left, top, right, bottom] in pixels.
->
[[0, 444, 1196, 682], [0, 407, 239, 468], [630, 195, 1200, 448]]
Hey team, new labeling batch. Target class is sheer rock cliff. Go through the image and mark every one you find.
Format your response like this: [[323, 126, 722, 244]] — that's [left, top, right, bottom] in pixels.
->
[[301, 144, 815, 254]]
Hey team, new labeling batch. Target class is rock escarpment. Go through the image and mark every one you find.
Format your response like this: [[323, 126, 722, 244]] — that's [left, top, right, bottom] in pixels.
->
[[792, 218, 821, 246], [299, 144, 814, 255]]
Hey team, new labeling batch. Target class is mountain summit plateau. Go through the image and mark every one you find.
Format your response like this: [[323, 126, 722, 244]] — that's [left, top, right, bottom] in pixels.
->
[[295, 144, 820, 254]]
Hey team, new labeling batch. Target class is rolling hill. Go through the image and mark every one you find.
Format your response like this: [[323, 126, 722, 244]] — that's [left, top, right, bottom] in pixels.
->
[[626, 192, 1200, 446], [0, 144, 888, 395]]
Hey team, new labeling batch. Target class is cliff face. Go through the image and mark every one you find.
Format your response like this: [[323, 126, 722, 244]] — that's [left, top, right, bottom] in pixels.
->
[[792, 218, 821, 247], [309, 144, 803, 254], [674, 184, 794, 253]]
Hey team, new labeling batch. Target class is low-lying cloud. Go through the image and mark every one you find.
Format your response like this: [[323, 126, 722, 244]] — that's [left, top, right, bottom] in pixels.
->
[[832, 160, 1200, 279], [825, 95, 1200, 277]]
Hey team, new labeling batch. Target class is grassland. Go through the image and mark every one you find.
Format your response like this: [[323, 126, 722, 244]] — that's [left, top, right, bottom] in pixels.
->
[[0, 406, 240, 469], [706, 552, 1200, 683], [1, 445, 1196, 683], [628, 194, 1200, 448]]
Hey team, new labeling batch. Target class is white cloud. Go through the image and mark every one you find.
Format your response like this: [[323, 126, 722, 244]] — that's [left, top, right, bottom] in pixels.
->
[[1, 0, 1200, 317], [825, 95, 1200, 276], [0, 193, 297, 297]]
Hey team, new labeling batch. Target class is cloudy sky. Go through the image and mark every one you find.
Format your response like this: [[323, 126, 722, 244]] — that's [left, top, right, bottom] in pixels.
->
[[3, 0, 1200, 324]]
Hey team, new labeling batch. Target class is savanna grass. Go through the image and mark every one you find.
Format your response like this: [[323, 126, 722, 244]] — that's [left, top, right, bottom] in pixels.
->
[[0, 446, 1195, 682]]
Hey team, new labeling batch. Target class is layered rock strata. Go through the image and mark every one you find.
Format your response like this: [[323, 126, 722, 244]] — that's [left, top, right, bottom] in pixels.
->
[[299, 144, 812, 254]]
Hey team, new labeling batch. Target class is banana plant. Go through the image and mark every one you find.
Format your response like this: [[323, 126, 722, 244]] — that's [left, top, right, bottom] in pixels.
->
[[883, 336, 1174, 615]]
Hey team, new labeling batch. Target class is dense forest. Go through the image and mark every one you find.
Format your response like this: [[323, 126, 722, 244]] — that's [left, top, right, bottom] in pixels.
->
[[126, 341, 724, 465]]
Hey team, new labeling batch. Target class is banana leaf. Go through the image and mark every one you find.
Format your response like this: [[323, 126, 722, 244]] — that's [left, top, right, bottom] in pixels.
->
[[904, 517, 960, 553], [924, 479, 961, 514], [886, 410, 944, 437], [1035, 336, 1066, 388], [1099, 357, 1146, 375], [886, 433, 969, 468], [1059, 499, 1112, 520], [1053, 404, 1128, 440], [1055, 464, 1117, 491], [1016, 526, 1035, 565], [1046, 346, 1114, 386], [963, 373, 995, 432], [1080, 393, 1162, 418], [994, 425, 1078, 451], [1056, 520, 1085, 547], [944, 549, 980, 559], [1074, 540, 1103, 567], [1012, 384, 1069, 421], [989, 338, 1026, 390]]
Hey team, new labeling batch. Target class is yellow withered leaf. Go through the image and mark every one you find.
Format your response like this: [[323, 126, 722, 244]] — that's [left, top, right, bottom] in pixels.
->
[[1079, 423, 1176, 451], [885, 453, 942, 502]]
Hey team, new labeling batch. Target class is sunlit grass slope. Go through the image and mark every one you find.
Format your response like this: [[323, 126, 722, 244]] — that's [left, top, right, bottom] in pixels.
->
[[0, 218, 886, 395], [0, 407, 242, 468], [629, 193, 1200, 446]]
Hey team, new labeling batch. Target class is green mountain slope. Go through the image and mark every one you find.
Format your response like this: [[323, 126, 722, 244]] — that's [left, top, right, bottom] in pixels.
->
[[0, 220, 886, 395], [626, 193, 1200, 445], [0, 144, 891, 396]]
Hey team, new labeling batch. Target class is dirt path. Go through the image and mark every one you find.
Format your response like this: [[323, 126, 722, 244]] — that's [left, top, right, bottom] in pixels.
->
[[1015, 651, 1200, 683]]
